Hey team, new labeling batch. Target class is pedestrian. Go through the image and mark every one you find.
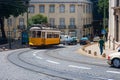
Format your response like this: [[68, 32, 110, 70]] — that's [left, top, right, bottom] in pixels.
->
[[116, 44, 120, 52], [98, 36, 105, 55]]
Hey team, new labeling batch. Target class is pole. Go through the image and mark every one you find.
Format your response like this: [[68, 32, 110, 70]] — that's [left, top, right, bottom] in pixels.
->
[[103, 0, 106, 29], [103, 0, 106, 41], [26, 1, 29, 30], [8, 20, 11, 49]]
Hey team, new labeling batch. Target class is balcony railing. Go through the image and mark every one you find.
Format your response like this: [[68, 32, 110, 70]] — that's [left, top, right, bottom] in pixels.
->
[[83, 24, 92, 28], [17, 25, 26, 30], [58, 25, 66, 29], [68, 25, 76, 29], [49, 25, 57, 28]]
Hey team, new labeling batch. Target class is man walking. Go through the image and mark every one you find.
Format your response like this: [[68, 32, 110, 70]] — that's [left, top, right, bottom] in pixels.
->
[[98, 36, 105, 55]]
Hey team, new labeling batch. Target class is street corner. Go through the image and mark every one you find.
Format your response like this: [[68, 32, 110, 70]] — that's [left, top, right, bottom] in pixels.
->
[[77, 44, 106, 59], [0, 47, 9, 52]]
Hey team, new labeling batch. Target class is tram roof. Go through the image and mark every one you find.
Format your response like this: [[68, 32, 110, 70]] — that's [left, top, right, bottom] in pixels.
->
[[30, 27, 61, 33], [30, 27, 41, 30], [30, 24, 61, 32]]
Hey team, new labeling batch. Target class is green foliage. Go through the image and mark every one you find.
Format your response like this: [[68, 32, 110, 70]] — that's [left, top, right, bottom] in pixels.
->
[[28, 14, 48, 26], [0, 0, 29, 39], [0, 0, 29, 18], [98, 0, 109, 18]]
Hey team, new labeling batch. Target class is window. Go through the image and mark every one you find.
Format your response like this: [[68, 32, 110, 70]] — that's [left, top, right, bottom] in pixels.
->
[[60, 18, 65, 25], [116, 0, 120, 6], [54, 33, 59, 38], [70, 18, 75, 25], [37, 31, 41, 37], [83, 5, 85, 13], [47, 32, 52, 38], [32, 31, 36, 38], [39, 5, 45, 13], [19, 18, 24, 26], [59, 4, 65, 13], [28, 6, 35, 13], [86, 5, 89, 13], [49, 18, 55, 26], [7, 18, 12, 26], [83, 18, 85, 24], [70, 5, 75, 13], [49, 5, 55, 13]]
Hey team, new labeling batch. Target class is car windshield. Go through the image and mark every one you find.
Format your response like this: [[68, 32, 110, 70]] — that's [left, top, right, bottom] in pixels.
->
[[80, 37, 88, 40]]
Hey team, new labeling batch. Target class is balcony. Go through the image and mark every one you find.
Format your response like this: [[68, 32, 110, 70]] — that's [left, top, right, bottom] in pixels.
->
[[17, 25, 26, 30], [83, 24, 92, 28], [49, 25, 57, 28], [58, 25, 66, 29], [68, 25, 76, 29]]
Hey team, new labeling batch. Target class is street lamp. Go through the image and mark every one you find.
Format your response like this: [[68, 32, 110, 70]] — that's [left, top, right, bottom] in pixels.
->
[[25, 0, 29, 30], [102, 0, 107, 41], [103, 0, 106, 29]]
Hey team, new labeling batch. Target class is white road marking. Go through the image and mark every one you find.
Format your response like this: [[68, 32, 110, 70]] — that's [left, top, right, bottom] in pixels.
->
[[33, 52, 43, 59], [33, 53, 36, 56], [46, 60, 60, 64], [92, 77, 114, 80], [36, 56, 43, 59], [33, 51, 40, 54], [106, 70, 120, 74], [68, 65, 91, 70]]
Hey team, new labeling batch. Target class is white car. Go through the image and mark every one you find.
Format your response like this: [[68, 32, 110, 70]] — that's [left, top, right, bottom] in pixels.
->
[[107, 52, 120, 68], [93, 36, 100, 42]]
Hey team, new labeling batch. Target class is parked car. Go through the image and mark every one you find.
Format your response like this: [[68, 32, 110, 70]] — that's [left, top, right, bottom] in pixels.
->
[[107, 52, 120, 68], [93, 36, 100, 42], [79, 37, 90, 45], [71, 37, 78, 44], [60, 35, 77, 45]]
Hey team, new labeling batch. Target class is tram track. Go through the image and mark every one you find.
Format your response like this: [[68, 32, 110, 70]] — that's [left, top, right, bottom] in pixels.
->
[[7, 45, 109, 80], [43, 46, 108, 68], [7, 49, 74, 80]]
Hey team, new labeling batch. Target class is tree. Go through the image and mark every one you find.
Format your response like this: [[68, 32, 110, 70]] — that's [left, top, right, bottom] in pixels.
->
[[28, 14, 48, 27], [98, 0, 109, 18], [0, 0, 29, 41]]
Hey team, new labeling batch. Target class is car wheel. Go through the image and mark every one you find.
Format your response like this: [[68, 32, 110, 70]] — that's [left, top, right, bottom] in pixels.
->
[[112, 58, 120, 68]]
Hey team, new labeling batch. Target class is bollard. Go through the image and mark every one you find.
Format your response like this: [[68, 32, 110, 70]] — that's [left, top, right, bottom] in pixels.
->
[[88, 50, 91, 54], [0, 48, 2, 52], [102, 53, 106, 58], [82, 48, 85, 51], [2, 47, 6, 51], [94, 51, 97, 56]]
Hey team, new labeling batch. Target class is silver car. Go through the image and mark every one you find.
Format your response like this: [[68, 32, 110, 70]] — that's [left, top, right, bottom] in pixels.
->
[[107, 52, 120, 68]]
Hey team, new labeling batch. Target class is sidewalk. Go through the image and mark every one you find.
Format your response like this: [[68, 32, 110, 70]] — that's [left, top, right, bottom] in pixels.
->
[[0, 40, 28, 52], [78, 42, 118, 59]]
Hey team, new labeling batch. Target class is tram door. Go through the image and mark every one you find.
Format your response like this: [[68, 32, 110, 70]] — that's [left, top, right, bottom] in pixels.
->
[[41, 32, 45, 45]]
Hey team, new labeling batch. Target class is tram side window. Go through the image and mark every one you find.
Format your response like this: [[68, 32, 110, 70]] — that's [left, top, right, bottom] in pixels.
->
[[47, 34, 52, 38], [54, 34, 59, 38], [37, 31, 41, 37], [53, 32, 59, 38], [32, 31, 36, 38], [47, 32, 52, 38], [47, 32, 59, 38]]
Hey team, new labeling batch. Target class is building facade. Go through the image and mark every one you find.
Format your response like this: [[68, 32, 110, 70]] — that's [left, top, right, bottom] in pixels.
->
[[4, 0, 93, 40], [109, 0, 120, 42]]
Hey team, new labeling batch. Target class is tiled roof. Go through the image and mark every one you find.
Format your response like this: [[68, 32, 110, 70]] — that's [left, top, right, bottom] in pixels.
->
[[30, 0, 91, 3]]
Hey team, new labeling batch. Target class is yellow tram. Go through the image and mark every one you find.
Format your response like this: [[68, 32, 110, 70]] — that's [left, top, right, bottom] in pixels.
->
[[29, 25, 61, 47]]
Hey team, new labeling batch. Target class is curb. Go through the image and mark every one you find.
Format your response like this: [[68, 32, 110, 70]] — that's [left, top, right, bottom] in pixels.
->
[[77, 43, 106, 59]]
